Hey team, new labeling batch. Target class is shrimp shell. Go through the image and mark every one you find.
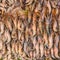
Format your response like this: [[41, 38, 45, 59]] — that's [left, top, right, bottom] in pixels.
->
[[4, 30, 11, 44], [53, 20, 58, 32], [26, 0, 34, 5], [46, 1, 51, 14], [48, 33, 54, 49], [0, 40, 3, 50], [40, 43, 44, 57], [35, 43, 39, 57], [0, 21, 4, 35]]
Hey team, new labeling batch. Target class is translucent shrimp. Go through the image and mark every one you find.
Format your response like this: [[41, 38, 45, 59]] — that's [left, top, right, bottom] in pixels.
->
[[15, 42, 19, 54], [48, 32, 54, 49], [18, 20, 21, 30], [39, 19, 43, 34], [11, 41, 15, 54], [54, 33, 60, 58], [0, 21, 4, 35], [4, 30, 11, 44], [25, 0, 34, 5], [33, 36, 36, 48], [18, 30, 21, 41], [12, 18, 17, 29], [40, 43, 44, 58], [32, 14, 36, 36], [43, 31, 48, 46], [24, 42, 28, 55], [46, 1, 51, 14], [35, 43, 39, 58], [0, 39, 3, 50], [6, 20, 12, 31], [49, 32, 55, 58], [53, 20, 58, 32], [25, 26, 29, 41]]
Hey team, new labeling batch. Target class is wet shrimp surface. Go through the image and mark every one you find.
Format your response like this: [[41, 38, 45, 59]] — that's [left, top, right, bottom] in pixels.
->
[[0, 0, 60, 60]]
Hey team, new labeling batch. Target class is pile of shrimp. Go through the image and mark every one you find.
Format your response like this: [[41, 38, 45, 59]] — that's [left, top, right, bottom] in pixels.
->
[[0, 0, 60, 60]]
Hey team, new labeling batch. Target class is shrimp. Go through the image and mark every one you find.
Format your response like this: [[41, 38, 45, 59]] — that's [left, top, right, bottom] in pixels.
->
[[39, 19, 43, 34], [40, 43, 44, 57], [28, 10, 31, 23], [33, 51, 36, 59], [0, 21, 4, 35], [35, 43, 39, 58], [50, 48, 55, 58], [19, 42, 25, 57], [54, 46, 60, 58], [29, 51, 33, 59], [32, 14, 36, 36], [24, 42, 28, 55], [5, 20, 12, 31], [43, 30, 48, 46], [20, 34, 24, 45], [0, 39, 3, 50], [7, 44, 11, 55], [12, 18, 17, 29], [2, 44, 7, 56], [46, 16, 52, 34], [4, 30, 11, 44], [11, 41, 15, 54], [48, 32, 54, 49], [54, 33, 60, 58], [25, 0, 34, 5], [32, 36, 36, 47], [18, 20, 22, 30], [15, 42, 19, 54], [46, 1, 51, 14], [1, 29, 11, 44], [48, 32, 55, 58], [18, 30, 21, 41], [53, 20, 58, 32], [25, 26, 29, 41]]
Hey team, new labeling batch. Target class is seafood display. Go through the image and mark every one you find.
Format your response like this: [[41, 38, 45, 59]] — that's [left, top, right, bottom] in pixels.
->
[[0, 0, 60, 60]]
